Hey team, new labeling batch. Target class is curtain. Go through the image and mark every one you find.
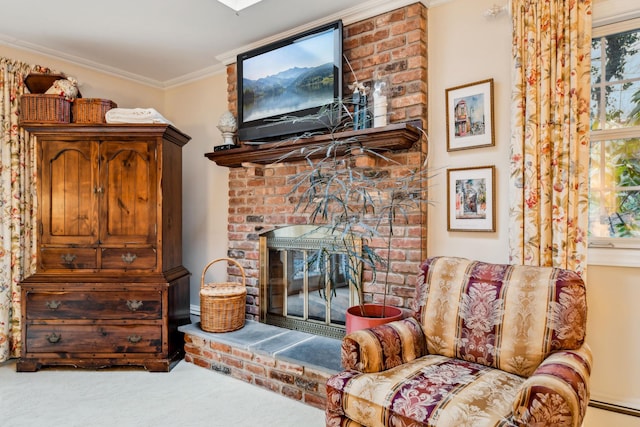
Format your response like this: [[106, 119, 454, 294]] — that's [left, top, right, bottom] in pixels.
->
[[0, 59, 51, 362], [508, 0, 592, 275]]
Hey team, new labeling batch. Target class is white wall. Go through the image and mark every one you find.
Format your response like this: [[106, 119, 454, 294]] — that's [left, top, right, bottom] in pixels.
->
[[427, 0, 511, 263], [164, 75, 230, 311]]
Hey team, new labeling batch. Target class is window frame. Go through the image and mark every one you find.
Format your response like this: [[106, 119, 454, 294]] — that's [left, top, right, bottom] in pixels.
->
[[588, 17, 640, 267]]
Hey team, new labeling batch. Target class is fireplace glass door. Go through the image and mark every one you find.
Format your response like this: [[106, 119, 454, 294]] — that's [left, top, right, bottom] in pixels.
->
[[265, 247, 353, 338]]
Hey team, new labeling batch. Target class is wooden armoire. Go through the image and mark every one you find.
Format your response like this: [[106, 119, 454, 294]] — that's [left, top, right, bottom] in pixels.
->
[[18, 123, 191, 372]]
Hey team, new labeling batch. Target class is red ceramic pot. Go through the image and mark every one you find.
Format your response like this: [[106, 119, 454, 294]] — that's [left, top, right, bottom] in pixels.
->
[[345, 303, 403, 334]]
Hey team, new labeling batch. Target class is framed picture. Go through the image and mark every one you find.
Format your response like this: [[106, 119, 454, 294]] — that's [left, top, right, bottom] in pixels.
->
[[447, 166, 496, 232], [445, 79, 495, 151]]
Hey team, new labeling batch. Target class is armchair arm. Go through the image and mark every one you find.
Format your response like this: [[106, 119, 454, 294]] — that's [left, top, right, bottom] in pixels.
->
[[512, 343, 592, 427], [341, 316, 427, 373]]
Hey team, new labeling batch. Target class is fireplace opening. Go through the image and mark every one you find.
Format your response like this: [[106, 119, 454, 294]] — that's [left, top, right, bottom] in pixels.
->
[[259, 225, 360, 339]]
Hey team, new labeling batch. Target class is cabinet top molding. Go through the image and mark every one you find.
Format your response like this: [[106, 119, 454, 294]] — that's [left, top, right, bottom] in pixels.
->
[[205, 121, 424, 168], [21, 123, 191, 146]]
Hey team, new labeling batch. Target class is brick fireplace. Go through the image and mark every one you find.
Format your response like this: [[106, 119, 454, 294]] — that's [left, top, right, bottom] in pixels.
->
[[184, 2, 429, 410], [220, 3, 429, 329]]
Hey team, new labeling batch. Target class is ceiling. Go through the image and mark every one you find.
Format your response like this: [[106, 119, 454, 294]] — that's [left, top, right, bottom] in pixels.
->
[[0, 0, 432, 88]]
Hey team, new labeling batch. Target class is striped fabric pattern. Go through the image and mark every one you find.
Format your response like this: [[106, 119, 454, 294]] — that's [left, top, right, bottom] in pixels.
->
[[326, 256, 591, 427], [328, 355, 525, 426], [413, 257, 586, 377]]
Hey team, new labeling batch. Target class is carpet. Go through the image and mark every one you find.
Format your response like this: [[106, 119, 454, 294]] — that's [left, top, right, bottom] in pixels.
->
[[0, 359, 325, 427]]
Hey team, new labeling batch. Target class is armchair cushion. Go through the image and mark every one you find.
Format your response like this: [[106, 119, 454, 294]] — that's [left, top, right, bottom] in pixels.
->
[[327, 355, 525, 426], [413, 257, 587, 377]]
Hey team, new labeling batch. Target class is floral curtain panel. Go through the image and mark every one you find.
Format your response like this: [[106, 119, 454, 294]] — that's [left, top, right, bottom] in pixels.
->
[[508, 0, 592, 275], [0, 59, 49, 362]]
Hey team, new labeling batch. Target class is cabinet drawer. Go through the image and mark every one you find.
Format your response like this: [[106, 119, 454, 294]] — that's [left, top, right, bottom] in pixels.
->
[[101, 248, 156, 269], [26, 291, 162, 320], [40, 248, 97, 270], [25, 324, 162, 353]]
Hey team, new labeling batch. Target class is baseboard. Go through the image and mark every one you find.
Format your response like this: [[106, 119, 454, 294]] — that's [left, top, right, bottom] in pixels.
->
[[190, 304, 201, 316], [589, 400, 640, 418]]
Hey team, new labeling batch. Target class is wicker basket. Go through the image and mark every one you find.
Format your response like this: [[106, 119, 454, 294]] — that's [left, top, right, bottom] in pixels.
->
[[72, 98, 117, 123], [19, 94, 71, 124], [200, 257, 247, 333]]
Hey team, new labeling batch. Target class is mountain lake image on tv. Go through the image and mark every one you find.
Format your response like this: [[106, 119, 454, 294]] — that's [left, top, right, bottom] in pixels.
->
[[237, 20, 343, 141]]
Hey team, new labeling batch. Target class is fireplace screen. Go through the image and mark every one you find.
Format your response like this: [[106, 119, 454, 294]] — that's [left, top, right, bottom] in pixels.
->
[[260, 226, 359, 339]]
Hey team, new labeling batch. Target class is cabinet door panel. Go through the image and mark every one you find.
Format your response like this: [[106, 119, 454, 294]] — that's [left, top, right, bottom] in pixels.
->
[[100, 141, 156, 245], [40, 140, 98, 245]]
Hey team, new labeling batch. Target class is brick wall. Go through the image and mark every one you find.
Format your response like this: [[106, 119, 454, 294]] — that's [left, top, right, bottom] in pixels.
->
[[224, 3, 428, 321]]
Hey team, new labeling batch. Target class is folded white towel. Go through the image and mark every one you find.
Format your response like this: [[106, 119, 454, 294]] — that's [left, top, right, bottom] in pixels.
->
[[105, 108, 172, 124]]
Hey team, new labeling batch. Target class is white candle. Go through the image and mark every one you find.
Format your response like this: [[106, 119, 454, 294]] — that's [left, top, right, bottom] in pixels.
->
[[374, 95, 387, 127]]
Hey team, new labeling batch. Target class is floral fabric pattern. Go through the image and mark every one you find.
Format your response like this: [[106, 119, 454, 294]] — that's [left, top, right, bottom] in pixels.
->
[[508, 0, 592, 274], [327, 257, 591, 426], [0, 59, 50, 362], [341, 317, 426, 373]]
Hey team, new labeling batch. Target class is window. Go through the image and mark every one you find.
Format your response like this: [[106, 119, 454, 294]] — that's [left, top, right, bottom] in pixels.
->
[[589, 18, 640, 265]]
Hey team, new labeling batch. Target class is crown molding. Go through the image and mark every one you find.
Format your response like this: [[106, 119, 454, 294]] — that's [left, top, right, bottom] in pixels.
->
[[0, 33, 165, 88]]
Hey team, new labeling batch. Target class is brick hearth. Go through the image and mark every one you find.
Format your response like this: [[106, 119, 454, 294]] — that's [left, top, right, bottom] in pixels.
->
[[179, 321, 341, 410]]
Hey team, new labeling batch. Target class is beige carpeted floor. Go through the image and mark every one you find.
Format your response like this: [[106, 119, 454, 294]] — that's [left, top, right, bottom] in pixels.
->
[[0, 359, 325, 427]]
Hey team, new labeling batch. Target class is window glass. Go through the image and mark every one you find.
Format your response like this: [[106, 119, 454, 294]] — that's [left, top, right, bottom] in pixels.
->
[[590, 20, 640, 246]]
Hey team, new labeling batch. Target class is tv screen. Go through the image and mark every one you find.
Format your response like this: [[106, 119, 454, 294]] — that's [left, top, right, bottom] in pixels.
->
[[237, 20, 343, 142]]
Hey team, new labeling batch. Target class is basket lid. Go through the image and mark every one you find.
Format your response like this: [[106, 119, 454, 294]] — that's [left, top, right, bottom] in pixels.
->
[[200, 284, 246, 297], [24, 73, 82, 97]]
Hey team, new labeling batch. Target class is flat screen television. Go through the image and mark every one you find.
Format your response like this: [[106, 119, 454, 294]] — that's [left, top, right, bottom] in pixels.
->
[[237, 20, 343, 142]]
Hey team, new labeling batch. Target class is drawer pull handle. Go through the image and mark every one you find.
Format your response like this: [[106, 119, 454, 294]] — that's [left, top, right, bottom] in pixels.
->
[[46, 300, 61, 310], [61, 253, 77, 264], [126, 300, 143, 311], [122, 253, 137, 264], [47, 333, 61, 344], [128, 335, 142, 344]]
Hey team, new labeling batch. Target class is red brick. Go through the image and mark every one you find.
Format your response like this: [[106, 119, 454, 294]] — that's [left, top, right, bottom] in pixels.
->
[[281, 385, 303, 400], [210, 341, 232, 353], [270, 370, 295, 385], [276, 360, 304, 375], [184, 343, 203, 357], [231, 369, 254, 384], [255, 377, 281, 393], [304, 392, 327, 410], [221, 355, 244, 369], [246, 362, 267, 376], [192, 357, 211, 369], [254, 354, 277, 367]]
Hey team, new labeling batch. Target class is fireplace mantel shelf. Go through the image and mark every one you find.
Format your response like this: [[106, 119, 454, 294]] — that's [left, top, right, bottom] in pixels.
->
[[204, 121, 423, 168]]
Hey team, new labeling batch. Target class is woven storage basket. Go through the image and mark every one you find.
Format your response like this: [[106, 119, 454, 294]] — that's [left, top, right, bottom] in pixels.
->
[[19, 94, 71, 124], [72, 98, 117, 123], [200, 257, 247, 333]]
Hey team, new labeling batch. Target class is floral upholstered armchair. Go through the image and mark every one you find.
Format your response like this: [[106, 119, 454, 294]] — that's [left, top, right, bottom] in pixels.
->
[[326, 256, 591, 427]]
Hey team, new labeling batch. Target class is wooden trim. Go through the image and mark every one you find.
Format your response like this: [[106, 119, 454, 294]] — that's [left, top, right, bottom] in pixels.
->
[[589, 400, 640, 418], [205, 121, 423, 168]]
